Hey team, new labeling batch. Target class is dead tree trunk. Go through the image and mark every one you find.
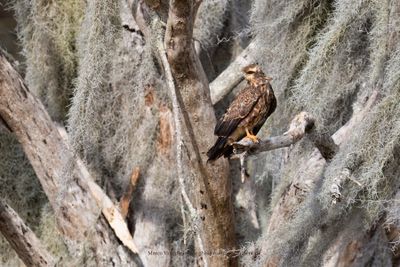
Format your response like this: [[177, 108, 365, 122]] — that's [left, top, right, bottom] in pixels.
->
[[0, 52, 139, 265]]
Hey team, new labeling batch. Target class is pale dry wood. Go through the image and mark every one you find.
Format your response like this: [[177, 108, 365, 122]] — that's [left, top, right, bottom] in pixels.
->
[[0, 53, 139, 261], [57, 125, 139, 254], [76, 159, 139, 254], [0, 199, 55, 267], [232, 112, 315, 185]]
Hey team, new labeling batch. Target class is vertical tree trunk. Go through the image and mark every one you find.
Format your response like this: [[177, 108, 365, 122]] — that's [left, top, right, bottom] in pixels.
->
[[164, 1, 237, 266]]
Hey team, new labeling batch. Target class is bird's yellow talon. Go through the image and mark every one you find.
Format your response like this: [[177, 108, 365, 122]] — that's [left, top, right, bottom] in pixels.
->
[[245, 128, 260, 143]]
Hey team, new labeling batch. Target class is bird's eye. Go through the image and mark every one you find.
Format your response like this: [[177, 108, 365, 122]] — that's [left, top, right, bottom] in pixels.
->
[[247, 71, 255, 74]]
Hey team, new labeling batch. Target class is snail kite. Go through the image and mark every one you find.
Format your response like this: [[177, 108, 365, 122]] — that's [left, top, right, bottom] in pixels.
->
[[207, 64, 277, 161]]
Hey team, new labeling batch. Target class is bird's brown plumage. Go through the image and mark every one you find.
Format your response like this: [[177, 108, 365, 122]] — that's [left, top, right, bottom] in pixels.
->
[[207, 64, 277, 161]]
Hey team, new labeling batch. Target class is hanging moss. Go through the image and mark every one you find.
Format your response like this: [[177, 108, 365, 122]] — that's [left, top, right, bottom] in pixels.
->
[[240, 0, 400, 266], [14, 0, 85, 122], [0, 132, 47, 265]]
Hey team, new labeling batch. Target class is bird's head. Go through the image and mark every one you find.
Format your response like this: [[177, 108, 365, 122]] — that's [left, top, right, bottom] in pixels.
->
[[242, 64, 272, 82]]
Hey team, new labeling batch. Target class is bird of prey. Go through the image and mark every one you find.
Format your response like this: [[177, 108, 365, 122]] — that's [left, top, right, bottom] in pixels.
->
[[207, 64, 277, 161]]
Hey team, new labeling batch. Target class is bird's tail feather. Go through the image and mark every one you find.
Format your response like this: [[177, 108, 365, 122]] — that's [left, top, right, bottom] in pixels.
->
[[207, 137, 232, 162]]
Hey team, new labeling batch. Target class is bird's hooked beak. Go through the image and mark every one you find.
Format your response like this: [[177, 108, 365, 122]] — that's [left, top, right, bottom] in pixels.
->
[[265, 76, 273, 82]]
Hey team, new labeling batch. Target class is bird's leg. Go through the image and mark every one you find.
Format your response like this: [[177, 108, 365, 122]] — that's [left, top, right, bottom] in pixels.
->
[[245, 127, 260, 143]]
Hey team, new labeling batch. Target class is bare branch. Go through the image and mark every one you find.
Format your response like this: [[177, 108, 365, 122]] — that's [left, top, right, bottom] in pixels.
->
[[77, 159, 139, 254], [0, 199, 55, 267], [233, 112, 315, 156], [210, 37, 261, 104]]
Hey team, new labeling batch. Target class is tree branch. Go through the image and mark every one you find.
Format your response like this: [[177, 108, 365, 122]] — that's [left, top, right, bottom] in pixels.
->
[[232, 112, 315, 156], [210, 37, 261, 104], [329, 90, 380, 203], [0, 52, 138, 258], [156, 33, 198, 218], [0, 199, 55, 267]]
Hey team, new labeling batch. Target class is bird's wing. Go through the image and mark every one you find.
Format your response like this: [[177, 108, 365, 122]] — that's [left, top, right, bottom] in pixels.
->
[[214, 84, 262, 136], [252, 84, 277, 135]]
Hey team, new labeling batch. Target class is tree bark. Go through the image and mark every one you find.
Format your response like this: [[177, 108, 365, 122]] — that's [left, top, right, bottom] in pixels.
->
[[0, 52, 139, 265], [0, 199, 55, 267]]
